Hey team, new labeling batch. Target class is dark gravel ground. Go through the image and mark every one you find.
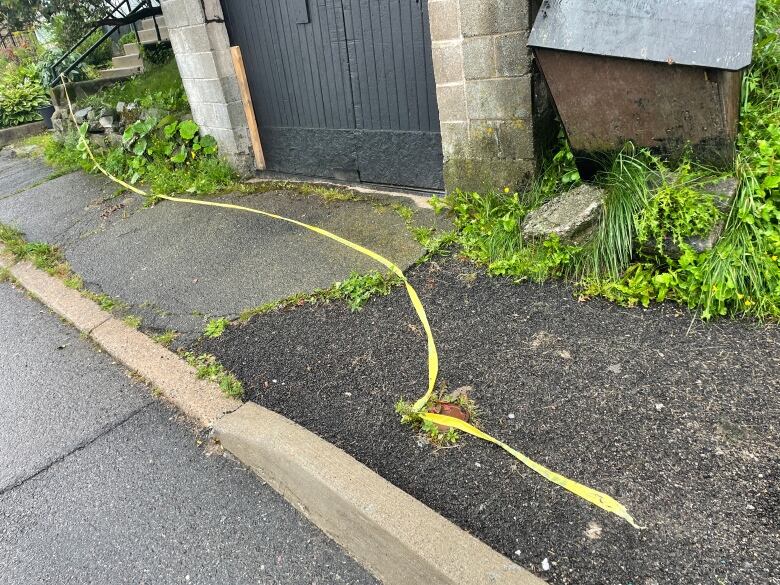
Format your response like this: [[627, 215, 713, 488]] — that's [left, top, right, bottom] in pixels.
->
[[199, 256, 780, 585]]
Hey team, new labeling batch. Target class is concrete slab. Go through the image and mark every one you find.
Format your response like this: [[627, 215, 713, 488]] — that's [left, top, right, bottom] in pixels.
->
[[0, 283, 151, 492], [0, 400, 379, 584], [0, 150, 55, 200], [64, 190, 433, 338], [0, 168, 143, 248]]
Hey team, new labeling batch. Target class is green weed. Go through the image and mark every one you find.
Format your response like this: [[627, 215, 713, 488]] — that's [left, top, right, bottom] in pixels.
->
[[204, 317, 229, 339], [122, 315, 142, 329], [182, 352, 244, 399], [153, 330, 178, 347]]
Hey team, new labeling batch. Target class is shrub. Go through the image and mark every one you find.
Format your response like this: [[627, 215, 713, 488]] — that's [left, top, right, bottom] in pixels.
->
[[0, 61, 48, 127]]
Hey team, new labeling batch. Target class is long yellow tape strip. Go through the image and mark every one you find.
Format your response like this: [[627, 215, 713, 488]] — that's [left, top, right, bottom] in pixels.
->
[[62, 78, 642, 529]]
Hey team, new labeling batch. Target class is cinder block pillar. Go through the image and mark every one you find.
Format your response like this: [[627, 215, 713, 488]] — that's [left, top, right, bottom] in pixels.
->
[[429, 0, 552, 192], [160, 0, 254, 174]]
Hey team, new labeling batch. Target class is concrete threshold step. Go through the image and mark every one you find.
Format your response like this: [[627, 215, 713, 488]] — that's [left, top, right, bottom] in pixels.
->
[[99, 66, 142, 80], [123, 42, 141, 56], [139, 16, 166, 30], [138, 27, 169, 44], [112, 54, 143, 69]]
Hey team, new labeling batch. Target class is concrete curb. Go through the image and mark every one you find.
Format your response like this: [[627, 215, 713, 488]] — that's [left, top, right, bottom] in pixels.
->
[[215, 403, 544, 585], [0, 242, 543, 585]]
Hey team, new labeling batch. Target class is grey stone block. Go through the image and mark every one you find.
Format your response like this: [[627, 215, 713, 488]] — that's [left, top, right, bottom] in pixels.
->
[[168, 24, 211, 54], [460, 0, 529, 37], [465, 76, 532, 120], [431, 44, 464, 84], [495, 31, 532, 77], [521, 184, 606, 245], [428, 0, 461, 42], [463, 36, 496, 80], [440, 121, 470, 158], [435, 83, 467, 122]]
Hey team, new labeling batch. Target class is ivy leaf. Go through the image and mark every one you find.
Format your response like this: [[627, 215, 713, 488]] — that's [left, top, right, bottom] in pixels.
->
[[178, 120, 199, 140]]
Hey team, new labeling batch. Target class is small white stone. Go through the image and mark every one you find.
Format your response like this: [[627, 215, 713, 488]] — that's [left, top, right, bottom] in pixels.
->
[[272, 379, 278, 383], [514, 550, 522, 557], [655, 403, 665, 411], [344, 392, 352, 397], [508, 413, 516, 419], [475, 462, 482, 468], [542, 558, 551, 571], [746, 504, 755, 510]]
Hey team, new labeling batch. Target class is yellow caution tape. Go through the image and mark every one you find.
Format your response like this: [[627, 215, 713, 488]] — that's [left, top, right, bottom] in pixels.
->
[[61, 77, 643, 529]]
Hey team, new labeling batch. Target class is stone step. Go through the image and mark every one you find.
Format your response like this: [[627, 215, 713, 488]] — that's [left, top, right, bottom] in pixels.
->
[[123, 42, 141, 56], [138, 27, 169, 44], [99, 65, 143, 80], [139, 16, 166, 30], [112, 54, 143, 69]]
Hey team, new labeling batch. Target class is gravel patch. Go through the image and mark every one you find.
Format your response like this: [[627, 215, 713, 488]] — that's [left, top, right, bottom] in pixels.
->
[[199, 256, 780, 585]]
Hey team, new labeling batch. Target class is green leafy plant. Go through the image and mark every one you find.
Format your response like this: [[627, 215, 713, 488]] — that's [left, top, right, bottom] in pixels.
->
[[0, 61, 48, 127], [183, 352, 244, 399], [333, 271, 399, 311], [152, 330, 178, 347], [204, 317, 229, 339], [635, 164, 723, 253]]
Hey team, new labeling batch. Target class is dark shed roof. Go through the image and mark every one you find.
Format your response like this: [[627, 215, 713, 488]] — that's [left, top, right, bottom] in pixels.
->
[[528, 0, 757, 70]]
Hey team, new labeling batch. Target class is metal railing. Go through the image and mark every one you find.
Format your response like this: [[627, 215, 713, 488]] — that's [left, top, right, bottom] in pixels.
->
[[49, 0, 163, 87]]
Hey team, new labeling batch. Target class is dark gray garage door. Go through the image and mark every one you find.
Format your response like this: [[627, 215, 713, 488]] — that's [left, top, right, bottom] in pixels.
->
[[221, 0, 444, 191]]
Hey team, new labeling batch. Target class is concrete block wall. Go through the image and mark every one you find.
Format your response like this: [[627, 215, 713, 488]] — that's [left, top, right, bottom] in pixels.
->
[[159, 0, 254, 174], [429, 0, 552, 192]]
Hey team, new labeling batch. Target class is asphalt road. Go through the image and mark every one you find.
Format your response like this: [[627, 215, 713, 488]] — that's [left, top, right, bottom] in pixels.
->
[[0, 282, 378, 585]]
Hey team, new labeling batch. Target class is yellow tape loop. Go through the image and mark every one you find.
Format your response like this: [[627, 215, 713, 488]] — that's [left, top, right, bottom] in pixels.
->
[[61, 76, 642, 529]]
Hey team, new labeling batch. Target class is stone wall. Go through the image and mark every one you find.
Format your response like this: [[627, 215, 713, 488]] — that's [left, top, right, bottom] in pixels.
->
[[159, 0, 253, 174], [429, 0, 553, 192]]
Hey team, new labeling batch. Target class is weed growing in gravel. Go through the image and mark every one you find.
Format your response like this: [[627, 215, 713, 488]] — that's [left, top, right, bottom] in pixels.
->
[[333, 271, 399, 311], [122, 315, 142, 329], [182, 352, 244, 399], [203, 317, 229, 338], [239, 271, 402, 322], [0, 267, 11, 282], [152, 330, 178, 347]]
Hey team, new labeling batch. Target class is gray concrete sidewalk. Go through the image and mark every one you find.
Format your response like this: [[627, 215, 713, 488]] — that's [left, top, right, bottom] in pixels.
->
[[0, 282, 377, 584], [0, 150, 444, 344]]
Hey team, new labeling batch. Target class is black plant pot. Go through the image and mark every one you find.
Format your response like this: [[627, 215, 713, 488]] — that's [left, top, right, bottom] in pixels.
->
[[38, 104, 55, 130]]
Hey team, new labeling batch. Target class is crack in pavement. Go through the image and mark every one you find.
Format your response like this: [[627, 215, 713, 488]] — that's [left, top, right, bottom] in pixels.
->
[[0, 400, 154, 497]]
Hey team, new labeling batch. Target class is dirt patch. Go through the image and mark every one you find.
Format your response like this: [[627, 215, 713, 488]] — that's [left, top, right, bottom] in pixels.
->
[[198, 256, 780, 584]]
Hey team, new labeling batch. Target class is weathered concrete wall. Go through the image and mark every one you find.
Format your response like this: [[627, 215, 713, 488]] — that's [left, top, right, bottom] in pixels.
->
[[429, 0, 552, 192], [159, 0, 253, 174]]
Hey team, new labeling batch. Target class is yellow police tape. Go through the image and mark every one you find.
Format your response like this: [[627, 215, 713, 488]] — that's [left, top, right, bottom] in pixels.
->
[[62, 78, 643, 529]]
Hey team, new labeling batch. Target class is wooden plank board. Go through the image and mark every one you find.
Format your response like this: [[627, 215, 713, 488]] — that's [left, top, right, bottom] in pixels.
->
[[231, 45, 266, 171]]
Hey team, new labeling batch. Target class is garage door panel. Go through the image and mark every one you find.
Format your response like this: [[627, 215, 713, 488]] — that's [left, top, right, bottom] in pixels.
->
[[222, 0, 443, 190]]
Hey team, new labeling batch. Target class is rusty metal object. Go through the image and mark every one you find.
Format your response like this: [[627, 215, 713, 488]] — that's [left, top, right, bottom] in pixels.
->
[[528, 0, 756, 173], [534, 49, 742, 172], [429, 402, 470, 432]]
